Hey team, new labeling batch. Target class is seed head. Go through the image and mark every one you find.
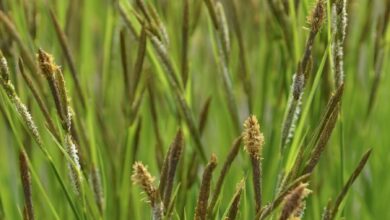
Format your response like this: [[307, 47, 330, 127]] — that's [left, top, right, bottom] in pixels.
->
[[292, 73, 305, 100], [340, 0, 348, 42], [169, 129, 184, 162], [37, 49, 60, 78], [308, 0, 326, 33], [132, 162, 164, 219], [194, 154, 217, 220], [65, 135, 82, 195], [162, 129, 184, 211], [279, 183, 311, 220], [37, 49, 69, 124], [90, 167, 104, 214], [243, 115, 264, 159], [0, 51, 10, 82], [0, 53, 42, 147], [132, 162, 158, 203]]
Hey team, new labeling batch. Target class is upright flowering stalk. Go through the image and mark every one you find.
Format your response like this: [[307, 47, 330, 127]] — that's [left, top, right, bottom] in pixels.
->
[[243, 115, 265, 212], [132, 162, 163, 220], [159, 129, 184, 214], [194, 154, 218, 220], [280, 0, 326, 150]]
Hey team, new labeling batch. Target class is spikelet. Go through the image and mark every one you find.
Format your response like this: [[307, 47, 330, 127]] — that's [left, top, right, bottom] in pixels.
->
[[90, 167, 104, 214], [37, 49, 60, 79], [292, 73, 305, 101], [281, 73, 304, 147], [337, 0, 348, 42], [307, 0, 326, 34], [14, 96, 42, 145], [279, 183, 311, 220], [65, 106, 73, 133], [287, 99, 302, 145], [54, 64, 71, 119], [243, 115, 264, 160], [291, 73, 305, 136], [331, 0, 348, 87], [331, 5, 338, 39], [132, 162, 163, 220], [243, 115, 264, 212], [19, 150, 34, 220], [37, 49, 67, 123], [65, 134, 82, 195], [291, 200, 307, 219], [194, 154, 217, 220], [331, 3, 340, 86], [162, 129, 184, 211], [336, 41, 345, 86], [0, 52, 42, 147], [132, 162, 157, 201], [0, 53, 9, 81]]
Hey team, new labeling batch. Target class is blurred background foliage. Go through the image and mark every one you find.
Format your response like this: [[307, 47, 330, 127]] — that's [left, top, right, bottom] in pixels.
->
[[0, 0, 389, 219]]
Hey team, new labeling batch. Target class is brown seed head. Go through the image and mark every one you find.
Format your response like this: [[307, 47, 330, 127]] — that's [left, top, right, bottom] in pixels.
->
[[132, 162, 158, 203], [243, 115, 264, 159], [194, 154, 217, 220], [162, 129, 184, 210], [170, 129, 184, 162], [308, 0, 326, 33], [37, 49, 60, 78], [279, 183, 311, 220]]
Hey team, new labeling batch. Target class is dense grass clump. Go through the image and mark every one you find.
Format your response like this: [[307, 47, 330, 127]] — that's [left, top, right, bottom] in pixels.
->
[[0, 0, 389, 219]]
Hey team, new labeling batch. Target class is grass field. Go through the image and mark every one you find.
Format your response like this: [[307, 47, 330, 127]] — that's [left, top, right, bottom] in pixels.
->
[[0, 0, 389, 219]]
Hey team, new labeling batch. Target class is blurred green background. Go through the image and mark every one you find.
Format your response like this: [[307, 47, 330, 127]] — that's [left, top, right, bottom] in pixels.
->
[[0, 0, 389, 219]]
